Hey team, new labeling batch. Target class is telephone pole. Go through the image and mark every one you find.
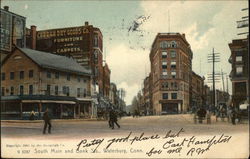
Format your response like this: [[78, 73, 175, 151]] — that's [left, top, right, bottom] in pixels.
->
[[207, 48, 220, 112]]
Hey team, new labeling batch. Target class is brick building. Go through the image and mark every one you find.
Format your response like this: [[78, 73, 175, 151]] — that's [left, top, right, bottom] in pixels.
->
[[148, 33, 193, 115], [190, 71, 205, 111], [25, 22, 110, 99], [1, 47, 94, 119], [0, 6, 26, 60], [142, 74, 153, 115], [228, 37, 249, 107], [109, 83, 118, 107]]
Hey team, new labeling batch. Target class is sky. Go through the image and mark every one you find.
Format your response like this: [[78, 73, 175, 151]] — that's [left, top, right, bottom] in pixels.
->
[[2, 0, 248, 105]]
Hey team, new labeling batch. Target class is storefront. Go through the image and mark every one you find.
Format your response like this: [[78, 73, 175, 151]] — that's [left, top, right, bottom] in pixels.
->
[[1, 95, 77, 120]]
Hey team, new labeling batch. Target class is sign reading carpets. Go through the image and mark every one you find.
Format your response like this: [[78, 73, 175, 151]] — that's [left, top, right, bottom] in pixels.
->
[[36, 27, 91, 54]]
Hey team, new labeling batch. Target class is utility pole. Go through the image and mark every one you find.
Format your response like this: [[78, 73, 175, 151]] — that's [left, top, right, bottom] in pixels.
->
[[226, 75, 229, 93], [221, 69, 225, 92], [207, 48, 220, 112]]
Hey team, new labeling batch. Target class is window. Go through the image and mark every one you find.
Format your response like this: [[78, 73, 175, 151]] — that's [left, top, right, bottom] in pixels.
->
[[10, 86, 14, 95], [171, 41, 177, 48], [171, 71, 176, 78], [162, 71, 168, 76], [63, 86, 70, 96], [162, 93, 168, 99], [94, 35, 98, 47], [47, 71, 51, 78], [83, 79, 87, 83], [1, 87, 5, 96], [1, 73, 5, 81], [63, 86, 67, 95], [29, 85, 33, 95], [55, 72, 59, 79], [162, 51, 167, 58], [29, 70, 33, 78], [20, 71, 24, 79], [83, 88, 87, 97], [77, 88, 81, 97], [77, 77, 81, 82], [46, 85, 51, 95], [162, 82, 168, 89], [55, 86, 58, 95], [19, 85, 24, 95], [236, 56, 242, 62], [160, 41, 168, 49], [170, 50, 176, 58], [10, 72, 14, 80], [66, 87, 70, 96], [171, 93, 177, 99], [67, 74, 70, 81], [171, 61, 176, 69], [236, 66, 243, 74], [162, 61, 167, 69]]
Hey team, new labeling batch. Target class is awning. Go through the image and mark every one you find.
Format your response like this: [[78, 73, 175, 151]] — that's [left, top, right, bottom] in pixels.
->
[[21, 100, 76, 104], [76, 98, 93, 102]]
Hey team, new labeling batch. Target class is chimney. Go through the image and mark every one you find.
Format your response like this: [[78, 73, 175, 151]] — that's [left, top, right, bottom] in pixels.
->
[[85, 21, 89, 26], [182, 33, 185, 39], [4, 6, 9, 11], [31, 25, 37, 49]]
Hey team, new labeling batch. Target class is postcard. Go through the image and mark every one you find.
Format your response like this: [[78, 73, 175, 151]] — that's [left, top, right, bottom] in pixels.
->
[[1, 0, 249, 158]]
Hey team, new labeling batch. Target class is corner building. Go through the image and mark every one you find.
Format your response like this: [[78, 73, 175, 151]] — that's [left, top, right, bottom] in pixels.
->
[[150, 33, 193, 115], [26, 22, 107, 97], [228, 37, 249, 107]]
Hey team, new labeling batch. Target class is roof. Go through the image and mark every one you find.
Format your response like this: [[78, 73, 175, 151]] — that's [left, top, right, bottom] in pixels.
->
[[17, 47, 91, 75]]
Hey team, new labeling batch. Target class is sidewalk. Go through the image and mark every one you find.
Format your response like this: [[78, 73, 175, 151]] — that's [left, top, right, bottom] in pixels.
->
[[1, 118, 99, 123]]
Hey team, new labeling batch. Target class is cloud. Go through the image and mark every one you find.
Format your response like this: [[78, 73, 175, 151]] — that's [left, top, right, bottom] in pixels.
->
[[24, 4, 28, 10], [139, 0, 248, 94], [106, 43, 150, 105], [117, 82, 140, 106]]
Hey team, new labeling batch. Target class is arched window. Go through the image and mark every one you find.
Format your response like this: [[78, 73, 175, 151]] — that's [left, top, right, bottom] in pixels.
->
[[171, 41, 177, 48], [160, 41, 168, 49]]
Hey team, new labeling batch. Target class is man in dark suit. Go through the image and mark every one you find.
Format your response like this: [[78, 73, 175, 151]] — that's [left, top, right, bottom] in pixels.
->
[[109, 110, 120, 129], [43, 108, 52, 134]]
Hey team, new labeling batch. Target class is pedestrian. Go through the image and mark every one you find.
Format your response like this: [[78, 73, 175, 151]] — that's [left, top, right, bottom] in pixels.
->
[[109, 110, 120, 129], [29, 110, 35, 120], [231, 109, 236, 125], [43, 108, 52, 134]]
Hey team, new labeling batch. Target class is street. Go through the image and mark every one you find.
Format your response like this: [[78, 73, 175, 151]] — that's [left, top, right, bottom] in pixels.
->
[[1, 114, 248, 138], [1, 114, 249, 158]]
